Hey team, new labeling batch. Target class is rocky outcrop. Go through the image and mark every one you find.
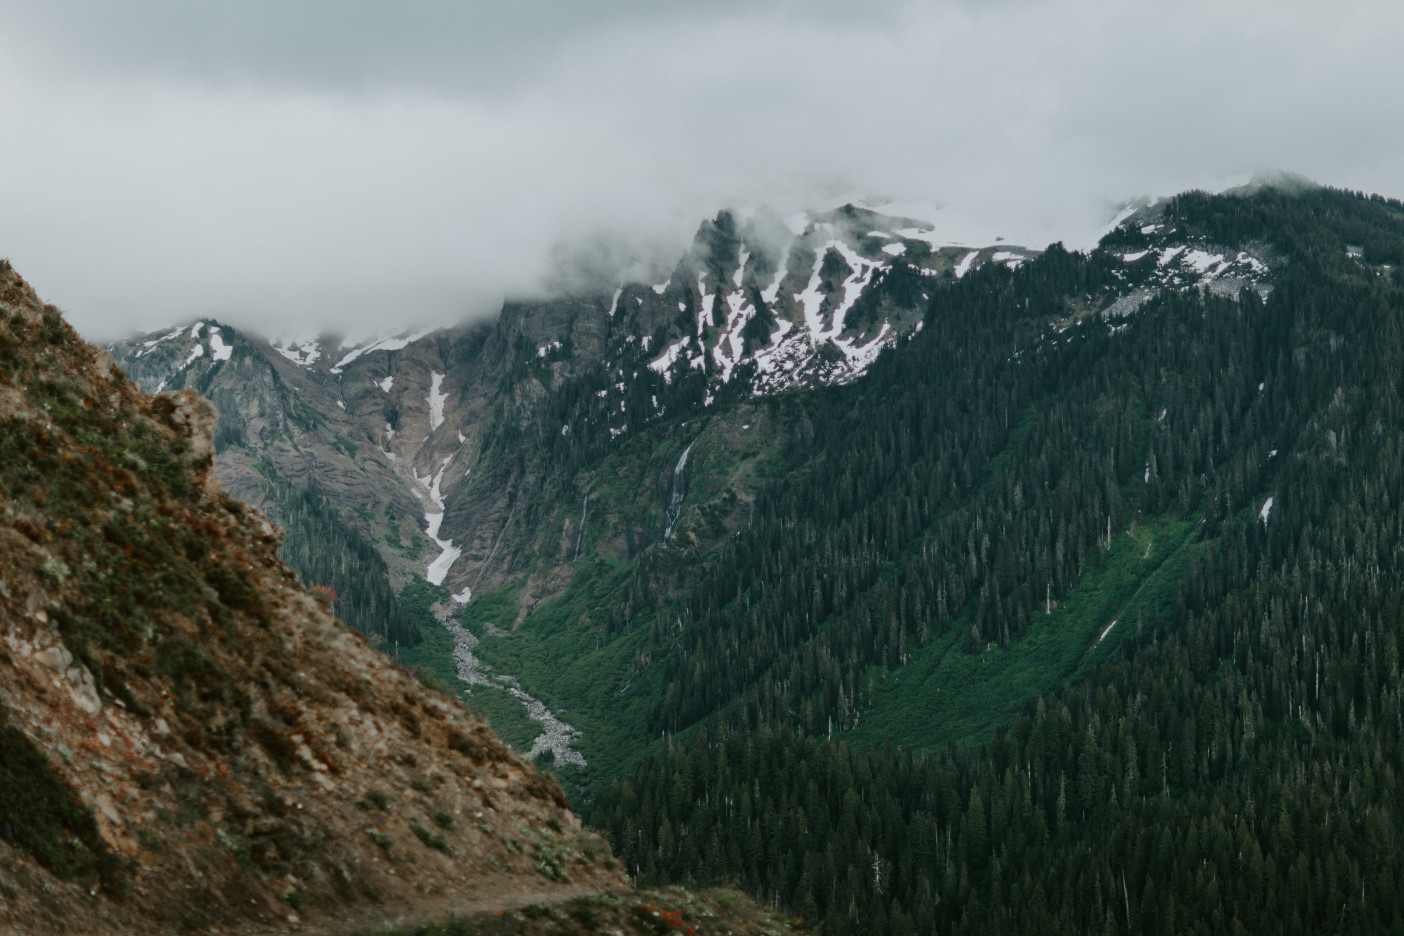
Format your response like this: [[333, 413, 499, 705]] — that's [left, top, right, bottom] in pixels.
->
[[0, 265, 625, 935]]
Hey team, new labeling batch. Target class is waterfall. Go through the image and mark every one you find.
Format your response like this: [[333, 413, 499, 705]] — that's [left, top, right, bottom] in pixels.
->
[[572, 493, 589, 560], [663, 441, 694, 539]]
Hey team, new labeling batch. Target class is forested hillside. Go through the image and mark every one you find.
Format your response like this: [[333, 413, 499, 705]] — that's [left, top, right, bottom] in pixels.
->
[[575, 187, 1404, 934]]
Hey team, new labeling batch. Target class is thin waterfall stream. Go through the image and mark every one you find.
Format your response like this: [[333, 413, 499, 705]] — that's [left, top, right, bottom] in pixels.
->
[[662, 441, 695, 539]]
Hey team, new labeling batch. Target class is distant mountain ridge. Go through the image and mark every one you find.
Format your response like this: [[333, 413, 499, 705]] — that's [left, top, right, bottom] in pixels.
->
[[106, 205, 1024, 624], [107, 199, 1268, 633]]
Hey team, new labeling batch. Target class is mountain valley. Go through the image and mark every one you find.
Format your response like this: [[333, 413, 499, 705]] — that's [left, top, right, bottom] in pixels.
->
[[9, 181, 1404, 934]]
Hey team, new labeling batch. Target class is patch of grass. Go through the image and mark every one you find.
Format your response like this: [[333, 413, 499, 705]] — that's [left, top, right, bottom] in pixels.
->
[[411, 824, 454, 855], [533, 842, 572, 883], [521, 901, 552, 920], [366, 829, 392, 852], [0, 719, 119, 885], [847, 515, 1203, 750], [215, 827, 254, 870], [461, 688, 540, 752], [456, 583, 520, 634], [396, 609, 459, 690], [568, 903, 601, 929]]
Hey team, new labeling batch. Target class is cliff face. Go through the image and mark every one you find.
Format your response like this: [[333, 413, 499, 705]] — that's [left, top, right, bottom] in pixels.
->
[[0, 263, 624, 935]]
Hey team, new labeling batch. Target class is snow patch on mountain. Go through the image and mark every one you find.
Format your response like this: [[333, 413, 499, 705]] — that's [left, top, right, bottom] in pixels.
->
[[208, 327, 233, 362], [181, 341, 204, 369], [825, 241, 879, 336], [419, 453, 461, 586], [136, 326, 185, 357], [424, 512, 461, 586], [427, 371, 448, 431], [1115, 242, 1270, 297], [329, 327, 437, 374], [761, 250, 790, 306], [954, 250, 980, 279], [271, 338, 322, 367], [696, 276, 715, 336], [832, 323, 892, 372], [649, 336, 690, 379]]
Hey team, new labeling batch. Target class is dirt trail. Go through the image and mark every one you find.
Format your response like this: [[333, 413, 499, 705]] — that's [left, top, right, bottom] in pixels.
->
[[292, 881, 618, 935]]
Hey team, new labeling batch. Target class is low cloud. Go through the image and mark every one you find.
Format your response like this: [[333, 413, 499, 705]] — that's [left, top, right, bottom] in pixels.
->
[[1, 0, 1402, 341]]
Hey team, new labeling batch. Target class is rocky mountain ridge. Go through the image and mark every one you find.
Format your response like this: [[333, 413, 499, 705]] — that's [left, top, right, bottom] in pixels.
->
[[106, 205, 1038, 612], [0, 263, 625, 935], [108, 200, 1270, 624]]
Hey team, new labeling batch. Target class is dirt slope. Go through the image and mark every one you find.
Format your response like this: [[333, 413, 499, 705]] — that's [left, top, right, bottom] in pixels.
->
[[0, 264, 625, 934]]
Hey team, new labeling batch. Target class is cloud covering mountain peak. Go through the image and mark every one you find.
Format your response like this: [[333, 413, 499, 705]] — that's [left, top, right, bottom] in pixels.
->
[[1, 0, 1400, 340]]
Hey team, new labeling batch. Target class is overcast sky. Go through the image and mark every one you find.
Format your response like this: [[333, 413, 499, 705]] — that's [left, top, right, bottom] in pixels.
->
[[2, 1, 1402, 342]]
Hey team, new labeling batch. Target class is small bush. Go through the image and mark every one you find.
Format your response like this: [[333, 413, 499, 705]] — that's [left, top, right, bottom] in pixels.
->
[[215, 828, 254, 869], [533, 843, 572, 883], [568, 903, 602, 929], [411, 824, 454, 855], [0, 721, 115, 882], [253, 723, 299, 774], [40, 311, 66, 345]]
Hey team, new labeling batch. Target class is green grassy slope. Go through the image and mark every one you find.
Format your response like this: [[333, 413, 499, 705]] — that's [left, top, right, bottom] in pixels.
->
[[848, 515, 1202, 749]]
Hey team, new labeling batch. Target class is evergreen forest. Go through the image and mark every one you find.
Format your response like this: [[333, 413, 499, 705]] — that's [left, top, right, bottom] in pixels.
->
[[563, 188, 1404, 934]]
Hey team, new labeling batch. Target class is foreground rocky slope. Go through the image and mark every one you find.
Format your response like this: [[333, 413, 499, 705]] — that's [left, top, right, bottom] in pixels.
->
[[0, 263, 625, 934]]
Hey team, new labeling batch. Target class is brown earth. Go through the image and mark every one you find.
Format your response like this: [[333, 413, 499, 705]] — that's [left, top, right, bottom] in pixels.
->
[[0, 265, 626, 935]]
